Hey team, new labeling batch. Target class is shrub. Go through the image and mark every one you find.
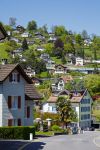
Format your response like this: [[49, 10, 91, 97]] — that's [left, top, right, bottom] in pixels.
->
[[51, 125, 61, 132], [0, 126, 35, 140]]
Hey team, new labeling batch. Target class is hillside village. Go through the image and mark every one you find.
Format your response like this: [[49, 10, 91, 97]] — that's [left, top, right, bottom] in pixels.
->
[[0, 20, 100, 132]]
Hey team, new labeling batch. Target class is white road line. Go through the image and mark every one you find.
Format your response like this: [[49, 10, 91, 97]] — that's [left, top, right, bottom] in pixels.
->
[[93, 137, 100, 148]]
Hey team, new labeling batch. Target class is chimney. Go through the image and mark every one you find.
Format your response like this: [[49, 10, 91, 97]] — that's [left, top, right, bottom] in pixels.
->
[[1, 59, 8, 65]]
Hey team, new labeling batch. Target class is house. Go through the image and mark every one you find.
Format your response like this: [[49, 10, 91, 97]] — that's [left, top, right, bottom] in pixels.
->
[[31, 77, 43, 86], [51, 78, 65, 94], [46, 60, 55, 71], [54, 64, 67, 74], [35, 32, 45, 40], [0, 64, 41, 127], [21, 32, 29, 38], [75, 57, 84, 66], [42, 89, 93, 129], [43, 90, 70, 113], [24, 66, 35, 77], [40, 53, 50, 62], [37, 46, 45, 52]]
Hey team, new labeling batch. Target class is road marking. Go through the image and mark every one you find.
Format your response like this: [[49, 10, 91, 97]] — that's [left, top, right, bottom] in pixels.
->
[[93, 137, 100, 148], [18, 141, 33, 150]]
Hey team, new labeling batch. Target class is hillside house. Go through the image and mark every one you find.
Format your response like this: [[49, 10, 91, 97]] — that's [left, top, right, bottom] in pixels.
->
[[75, 57, 84, 66], [24, 66, 35, 77], [0, 64, 41, 126], [42, 89, 93, 129], [53, 64, 67, 74], [51, 78, 65, 94], [46, 60, 55, 71]]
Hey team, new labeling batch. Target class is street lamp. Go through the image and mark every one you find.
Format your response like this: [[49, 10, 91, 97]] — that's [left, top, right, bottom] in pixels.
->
[[0, 23, 8, 40]]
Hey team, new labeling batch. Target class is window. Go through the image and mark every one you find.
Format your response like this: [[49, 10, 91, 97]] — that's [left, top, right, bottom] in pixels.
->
[[52, 107, 56, 112], [24, 106, 30, 118], [81, 114, 90, 120], [8, 119, 21, 126], [9, 73, 20, 83], [8, 96, 21, 109], [12, 96, 18, 109]]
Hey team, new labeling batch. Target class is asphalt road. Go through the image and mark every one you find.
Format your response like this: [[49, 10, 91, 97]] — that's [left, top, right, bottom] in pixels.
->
[[23, 131, 100, 150], [0, 131, 100, 150]]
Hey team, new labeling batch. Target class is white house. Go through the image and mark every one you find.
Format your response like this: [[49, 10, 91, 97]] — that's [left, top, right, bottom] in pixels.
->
[[21, 32, 29, 38], [75, 57, 84, 66], [42, 89, 93, 129], [51, 78, 65, 93]]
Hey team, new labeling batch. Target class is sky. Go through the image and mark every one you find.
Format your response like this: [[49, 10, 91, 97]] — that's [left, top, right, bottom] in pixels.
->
[[0, 0, 100, 35]]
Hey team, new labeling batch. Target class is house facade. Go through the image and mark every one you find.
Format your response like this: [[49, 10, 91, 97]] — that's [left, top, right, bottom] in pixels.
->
[[0, 64, 41, 127], [51, 78, 65, 93], [42, 89, 93, 129]]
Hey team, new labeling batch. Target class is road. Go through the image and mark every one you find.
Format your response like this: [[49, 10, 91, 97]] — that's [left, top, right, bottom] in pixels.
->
[[23, 131, 100, 150], [0, 131, 99, 150]]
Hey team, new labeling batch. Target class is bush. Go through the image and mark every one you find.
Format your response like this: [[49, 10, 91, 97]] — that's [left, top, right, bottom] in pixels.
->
[[51, 125, 62, 132], [0, 126, 35, 140]]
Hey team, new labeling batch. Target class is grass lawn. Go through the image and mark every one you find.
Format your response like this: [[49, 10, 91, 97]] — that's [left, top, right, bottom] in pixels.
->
[[36, 131, 54, 136], [0, 43, 9, 59], [51, 57, 62, 64]]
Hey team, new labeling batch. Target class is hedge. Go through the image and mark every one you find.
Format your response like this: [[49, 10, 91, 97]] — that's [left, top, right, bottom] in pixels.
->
[[0, 126, 35, 140]]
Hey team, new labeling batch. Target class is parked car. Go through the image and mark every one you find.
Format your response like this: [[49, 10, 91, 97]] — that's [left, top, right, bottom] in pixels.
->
[[89, 127, 95, 131]]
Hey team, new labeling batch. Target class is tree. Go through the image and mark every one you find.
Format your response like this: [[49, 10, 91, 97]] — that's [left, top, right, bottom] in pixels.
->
[[22, 38, 28, 50], [81, 30, 89, 39], [52, 25, 67, 36], [84, 74, 100, 96], [56, 96, 77, 128], [9, 17, 16, 28], [27, 20, 37, 31]]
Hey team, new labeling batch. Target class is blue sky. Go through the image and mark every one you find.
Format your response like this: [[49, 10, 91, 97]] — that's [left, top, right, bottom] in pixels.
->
[[0, 0, 100, 35]]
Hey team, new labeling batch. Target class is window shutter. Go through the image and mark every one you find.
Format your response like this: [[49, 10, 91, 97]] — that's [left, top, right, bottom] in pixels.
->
[[27, 106, 30, 118], [18, 118, 21, 126], [8, 96, 12, 109], [8, 119, 12, 126], [9, 74, 12, 82], [17, 73, 20, 82], [18, 96, 21, 109]]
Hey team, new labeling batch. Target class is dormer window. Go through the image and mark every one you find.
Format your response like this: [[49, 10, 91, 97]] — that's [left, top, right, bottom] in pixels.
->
[[9, 73, 20, 83]]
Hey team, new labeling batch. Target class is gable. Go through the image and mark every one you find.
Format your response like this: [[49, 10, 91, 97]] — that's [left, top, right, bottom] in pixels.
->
[[0, 64, 32, 84]]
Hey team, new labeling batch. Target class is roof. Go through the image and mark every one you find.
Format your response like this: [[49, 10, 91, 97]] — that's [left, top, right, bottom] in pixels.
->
[[55, 64, 67, 69], [61, 75, 73, 83], [0, 23, 8, 40], [47, 89, 89, 103], [47, 96, 58, 103], [25, 84, 42, 100], [70, 95, 83, 103], [0, 64, 32, 83]]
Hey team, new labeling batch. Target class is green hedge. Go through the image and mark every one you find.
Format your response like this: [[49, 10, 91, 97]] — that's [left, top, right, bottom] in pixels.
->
[[0, 126, 35, 140]]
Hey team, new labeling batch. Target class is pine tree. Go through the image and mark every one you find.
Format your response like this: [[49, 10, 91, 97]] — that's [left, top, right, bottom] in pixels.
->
[[22, 38, 28, 50]]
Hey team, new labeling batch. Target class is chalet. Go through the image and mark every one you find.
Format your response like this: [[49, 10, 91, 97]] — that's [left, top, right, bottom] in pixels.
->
[[51, 78, 65, 94], [0, 64, 41, 126], [42, 89, 93, 129], [54, 64, 67, 74]]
